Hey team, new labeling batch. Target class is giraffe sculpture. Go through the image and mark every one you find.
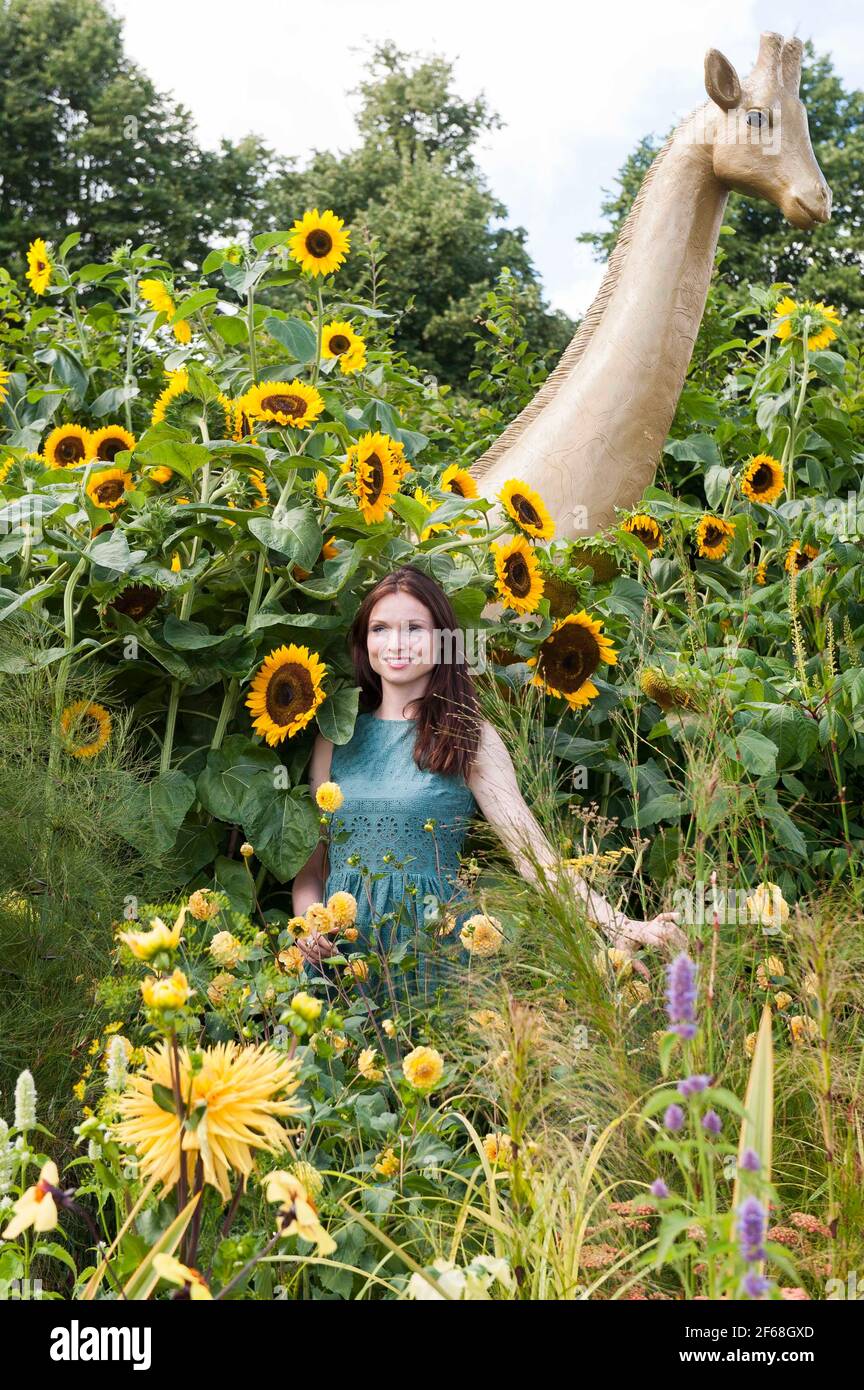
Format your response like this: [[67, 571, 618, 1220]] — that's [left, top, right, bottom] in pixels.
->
[[468, 33, 832, 546]]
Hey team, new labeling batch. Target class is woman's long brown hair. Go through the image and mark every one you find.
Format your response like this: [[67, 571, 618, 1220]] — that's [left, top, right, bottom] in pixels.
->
[[349, 565, 482, 779]]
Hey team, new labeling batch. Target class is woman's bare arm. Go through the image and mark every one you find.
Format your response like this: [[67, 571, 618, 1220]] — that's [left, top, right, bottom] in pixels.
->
[[466, 721, 684, 953], [291, 732, 334, 919]]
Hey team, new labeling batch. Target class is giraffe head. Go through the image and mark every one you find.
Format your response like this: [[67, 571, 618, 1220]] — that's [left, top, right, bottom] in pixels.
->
[[704, 32, 831, 229]]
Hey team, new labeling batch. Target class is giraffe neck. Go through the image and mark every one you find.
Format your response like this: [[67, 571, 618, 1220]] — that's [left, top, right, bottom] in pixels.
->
[[475, 103, 731, 538]]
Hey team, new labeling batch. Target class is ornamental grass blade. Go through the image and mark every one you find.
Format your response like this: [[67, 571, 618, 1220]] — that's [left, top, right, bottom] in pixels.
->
[[732, 1002, 774, 1210], [122, 1191, 202, 1300]]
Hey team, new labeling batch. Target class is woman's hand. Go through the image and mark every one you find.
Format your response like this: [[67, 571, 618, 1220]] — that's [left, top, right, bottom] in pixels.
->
[[615, 911, 686, 954], [296, 931, 338, 967]]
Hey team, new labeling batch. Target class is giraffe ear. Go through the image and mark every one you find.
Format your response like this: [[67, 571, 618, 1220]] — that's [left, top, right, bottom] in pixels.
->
[[704, 48, 741, 110]]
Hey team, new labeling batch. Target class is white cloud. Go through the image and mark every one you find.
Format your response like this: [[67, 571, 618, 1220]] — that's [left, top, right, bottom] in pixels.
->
[[109, 0, 861, 316]]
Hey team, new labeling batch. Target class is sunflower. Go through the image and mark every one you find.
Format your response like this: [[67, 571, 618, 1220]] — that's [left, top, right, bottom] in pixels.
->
[[43, 424, 91, 468], [60, 700, 111, 758], [755, 561, 767, 585], [86, 467, 132, 510], [108, 584, 161, 621], [321, 320, 365, 372], [785, 541, 819, 574], [225, 468, 270, 519], [622, 513, 664, 552], [26, 238, 53, 295], [348, 432, 399, 524], [526, 610, 617, 710], [0, 366, 10, 406], [113, 1040, 304, 1200], [151, 368, 190, 425], [242, 379, 325, 431], [773, 295, 841, 352], [740, 454, 784, 505], [139, 278, 175, 317], [387, 437, 411, 480], [695, 514, 735, 560], [0, 456, 14, 486], [491, 535, 545, 614], [638, 667, 700, 713], [499, 478, 555, 540], [440, 463, 478, 500], [229, 398, 257, 443], [288, 209, 350, 278], [88, 424, 136, 464], [246, 644, 327, 746], [147, 466, 174, 485]]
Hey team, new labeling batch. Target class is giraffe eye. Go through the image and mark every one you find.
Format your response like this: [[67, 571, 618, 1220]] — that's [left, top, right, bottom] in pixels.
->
[[746, 108, 767, 129]]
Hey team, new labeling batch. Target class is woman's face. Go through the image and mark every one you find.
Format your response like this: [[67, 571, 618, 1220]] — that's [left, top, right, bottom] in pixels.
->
[[366, 591, 436, 687]]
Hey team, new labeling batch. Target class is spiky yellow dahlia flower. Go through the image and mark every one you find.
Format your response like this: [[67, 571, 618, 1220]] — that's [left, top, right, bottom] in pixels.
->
[[113, 1040, 304, 1199]]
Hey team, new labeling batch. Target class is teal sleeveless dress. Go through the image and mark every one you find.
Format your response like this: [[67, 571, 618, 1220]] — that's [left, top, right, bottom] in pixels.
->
[[322, 712, 478, 1001]]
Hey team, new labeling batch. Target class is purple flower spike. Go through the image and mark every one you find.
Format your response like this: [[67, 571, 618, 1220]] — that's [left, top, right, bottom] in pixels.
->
[[664, 1103, 685, 1132], [740, 1148, 761, 1173], [743, 1270, 772, 1299], [649, 1178, 670, 1199], [677, 1074, 713, 1098], [736, 1195, 767, 1264], [702, 1109, 722, 1134], [665, 952, 698, 1040]]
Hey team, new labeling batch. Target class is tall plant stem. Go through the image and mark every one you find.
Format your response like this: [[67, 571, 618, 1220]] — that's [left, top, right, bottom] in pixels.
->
[[161, 442, 212, 773], [247, 283, 258, 383]]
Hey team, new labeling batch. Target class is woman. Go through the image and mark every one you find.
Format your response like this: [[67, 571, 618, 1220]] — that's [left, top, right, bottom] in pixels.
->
[[292, 565, 683, 992]]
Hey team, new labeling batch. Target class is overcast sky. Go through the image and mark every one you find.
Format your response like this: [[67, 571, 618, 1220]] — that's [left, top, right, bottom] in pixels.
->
[[109, 0, 861, 319]]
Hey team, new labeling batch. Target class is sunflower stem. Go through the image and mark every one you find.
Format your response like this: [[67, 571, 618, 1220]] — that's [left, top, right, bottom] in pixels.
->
[[312, 284, 324, 387], [247, 282, 258, 384], [124, 269, 138, 433]]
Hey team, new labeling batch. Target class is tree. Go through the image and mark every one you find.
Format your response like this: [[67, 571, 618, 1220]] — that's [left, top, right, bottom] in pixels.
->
[[265, 42, 573, 384], [578, 40, 864, 334], [0, 0, 278, 270]]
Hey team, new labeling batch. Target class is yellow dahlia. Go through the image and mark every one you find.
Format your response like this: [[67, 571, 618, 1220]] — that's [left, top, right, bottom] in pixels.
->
[[26, 238, 53, 295], [288, 209, 350, 278], [210, 930, 243, 968], [290, 991, 323, 1023], [788, 1015, 819, 1045], [263, 1170, 337, 1255], [242, 379, 325, 431], [459, 913, 504, 957], [526, 610, 617, 710], [784, 541, 819, 574], [482, 1133, 515, 1166], [357, 1048, 384, 1082], [746, 882, 790, 928], [86, 467, 132, 510], [316, 781, 344, 813], [740, 455, 784, 505], [499, 478, 555, 540], [402, 1045, 444, 1092], [327, 890, 357, 928], [116, 906, 186, 961], [59, 700, 111, 758], [622, 513, 664, 552], [246, 643, 327, 745], [695, 514, 735, 560], [373, 1147, 400, 1178], [756, 956, 786, 990], [43, 424, 91, 468], [140, 968, 194, 1011], [114, 1041, 304, 1200], [491, 535, 545, 614], [188, 888, 221, 921]]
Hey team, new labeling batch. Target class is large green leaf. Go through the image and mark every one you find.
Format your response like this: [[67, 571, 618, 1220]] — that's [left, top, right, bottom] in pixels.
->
[[724, 729, 777, 777], [125, 771, 197, 857], [248, 505, 321, 569], [241, 783, 320, 882], [263, 315, 317, 362], [134, 440, 210, 481], [196, 736, 280, 822], [743, 703, 819, 771], [316, 685, 361, 744]]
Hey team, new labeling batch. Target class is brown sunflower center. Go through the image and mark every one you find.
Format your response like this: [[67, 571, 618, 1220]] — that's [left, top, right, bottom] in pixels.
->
[[109, 585, 160, 620], [540, 624, 600, 693], [265, 664, 314, 726], [702, 525, 724, 548], [749, 464, 774, 495], [633, 525, 659, 548], [75, 715, 102, 746], [449, 480, 466, 497], [362, 454, 384, 504], [95, 479, 125, 505], [306, 230, 333, 258], [504, 553, 531, 597], [261, 393, 307, 419], [97, 437, 126, 462], [58, 435, 86, 464], [513, 494, 541, 529], [329, 334, 351, 354]]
